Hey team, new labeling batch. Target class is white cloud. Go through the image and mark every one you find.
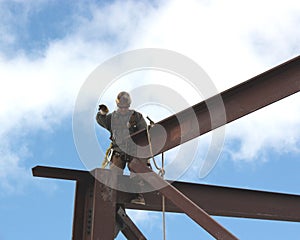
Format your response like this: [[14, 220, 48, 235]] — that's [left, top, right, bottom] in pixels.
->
[[127, 0, 300, 163], [1, 0, 300, 191], [0, 1, 158, 191], [225, 93, 300, 161], [0, 138, 31, 195], [130, 0, 300, 87], [126, 209, 160, 230]]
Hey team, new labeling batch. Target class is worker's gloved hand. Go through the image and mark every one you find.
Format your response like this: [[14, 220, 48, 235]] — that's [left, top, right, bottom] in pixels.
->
[[98, 104, 109, 115]]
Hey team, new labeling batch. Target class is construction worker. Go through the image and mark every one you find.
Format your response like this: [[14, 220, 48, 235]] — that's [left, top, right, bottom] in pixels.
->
[[96, 91, 147, 205]]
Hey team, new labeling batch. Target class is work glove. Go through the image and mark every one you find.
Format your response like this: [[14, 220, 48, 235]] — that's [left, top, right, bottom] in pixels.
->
[[98, 104, 109, 115]]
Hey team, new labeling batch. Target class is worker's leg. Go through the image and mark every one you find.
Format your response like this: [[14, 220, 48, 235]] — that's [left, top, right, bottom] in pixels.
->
[[110, 154, 126, 174], [128, 158, 148, 178], [128, 158, 148, 205]]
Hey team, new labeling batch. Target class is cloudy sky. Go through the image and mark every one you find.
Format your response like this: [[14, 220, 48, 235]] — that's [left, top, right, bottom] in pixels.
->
[[1, 0, 300, 239]]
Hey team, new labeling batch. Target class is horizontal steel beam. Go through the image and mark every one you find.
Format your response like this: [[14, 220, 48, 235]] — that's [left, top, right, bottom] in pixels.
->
[[33, 166, 300, 222], [131, 55, 300, 156], [32, 165, 92, 181], [124, 180, 300, 222]]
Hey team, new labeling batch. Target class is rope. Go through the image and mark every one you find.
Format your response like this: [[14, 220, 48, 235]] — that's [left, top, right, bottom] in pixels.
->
[[146, 118, 166, 240], [101, 143, 113, 168], [146, 122, 164, 174], [161, 152, 166, 240]]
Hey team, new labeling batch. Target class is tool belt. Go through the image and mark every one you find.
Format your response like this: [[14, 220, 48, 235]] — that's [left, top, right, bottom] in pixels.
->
[[113, 151, 132, 162], [101, 143, 134, 169]]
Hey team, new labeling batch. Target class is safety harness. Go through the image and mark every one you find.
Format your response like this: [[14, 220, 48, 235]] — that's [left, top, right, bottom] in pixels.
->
[[101, 114, 167, 239], [102, 110, 140, 167]]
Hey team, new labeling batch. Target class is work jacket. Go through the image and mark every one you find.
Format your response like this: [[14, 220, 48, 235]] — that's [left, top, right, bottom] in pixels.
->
[[96, 109, 147, 158]]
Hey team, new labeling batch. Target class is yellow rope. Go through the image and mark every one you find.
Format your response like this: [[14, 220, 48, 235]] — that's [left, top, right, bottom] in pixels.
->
[[101, 143, 113, 168]]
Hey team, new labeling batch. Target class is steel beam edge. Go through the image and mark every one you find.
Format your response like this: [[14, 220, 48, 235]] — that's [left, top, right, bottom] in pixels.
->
[[32, 165, 92, 181], [117, 175, 300, 222]]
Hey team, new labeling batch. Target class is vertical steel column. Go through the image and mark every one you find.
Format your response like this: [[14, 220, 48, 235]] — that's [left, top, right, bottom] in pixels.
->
[[90, 169, 117, 240], [71, 169, 118, 240], [72, 178, 94, 239], [32, 166, 147, 240]]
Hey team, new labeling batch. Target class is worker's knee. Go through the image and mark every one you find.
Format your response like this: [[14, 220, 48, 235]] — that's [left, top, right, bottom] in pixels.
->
[[110, 155, 126, 174], [128, 158, 148, 173]]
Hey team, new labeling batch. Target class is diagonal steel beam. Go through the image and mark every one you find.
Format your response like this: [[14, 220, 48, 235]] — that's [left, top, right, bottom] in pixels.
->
[[131, 55, 300, 156], [129, 158, 238, 240], [117, 207, 147, 240]]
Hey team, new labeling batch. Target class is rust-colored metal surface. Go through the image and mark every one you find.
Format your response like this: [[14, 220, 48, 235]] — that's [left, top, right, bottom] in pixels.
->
[[33, 167, 118, 239], [124, 180, 300, 222], [72, 179, 93, 239], [117, 207, 147, 240], [91, 170, 117, 240], [32, 165, 91, 181], [33, 166, 300, 223], [131, 55, 300, 156], [129, 159, 238, 240]]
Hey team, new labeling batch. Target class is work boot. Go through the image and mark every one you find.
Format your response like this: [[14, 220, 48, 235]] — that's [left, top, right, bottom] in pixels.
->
[[130, 194, 145, 205]]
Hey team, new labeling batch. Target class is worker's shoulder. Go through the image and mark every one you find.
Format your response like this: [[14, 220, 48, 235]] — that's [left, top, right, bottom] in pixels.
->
[[131, 110, 144, 119], [104, 112, 114, 121]]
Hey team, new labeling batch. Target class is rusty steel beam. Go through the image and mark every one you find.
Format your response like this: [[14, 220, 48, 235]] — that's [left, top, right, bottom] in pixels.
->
[[32, 166, 94, 239], [129, 159, 238, 240], [124, 180, 300, 222], [32, 165, 91, 181], [33, 166, 300, 222], [117, 207, 147, 240], [33, 166, 119, 239], [131, 55, 300, 156], [91, 170, 117, 240], [72, 178, 94, 239]]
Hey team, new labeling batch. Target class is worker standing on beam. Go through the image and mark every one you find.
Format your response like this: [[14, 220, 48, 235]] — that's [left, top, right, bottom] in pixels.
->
[[96, 91, 147, 205]]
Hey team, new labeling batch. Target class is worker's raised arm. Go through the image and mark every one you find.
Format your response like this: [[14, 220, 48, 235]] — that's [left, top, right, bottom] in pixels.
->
[[96, 104, 111, 131]]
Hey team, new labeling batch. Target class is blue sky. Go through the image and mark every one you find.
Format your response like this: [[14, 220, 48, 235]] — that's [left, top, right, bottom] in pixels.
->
[[1, 0, 300, 239]]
